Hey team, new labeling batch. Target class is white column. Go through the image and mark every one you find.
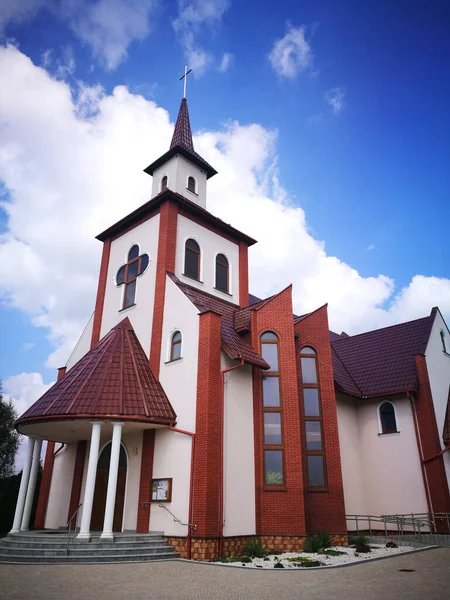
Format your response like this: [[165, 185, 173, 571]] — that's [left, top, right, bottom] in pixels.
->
[[77, 421, 103, 540], [20, 438, 43, 531], [10, 438, 35, 534], [100, 422, 124, 540]]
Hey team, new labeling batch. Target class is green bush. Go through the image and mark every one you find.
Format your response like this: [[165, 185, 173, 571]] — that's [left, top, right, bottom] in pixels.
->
[[218, 556, 252, 563], [243, 539, 266, 558], [354, 534, 369, 547], [303, 531, 333, 553], [288, 557, 324, 567], [319, 549, 346, 556]]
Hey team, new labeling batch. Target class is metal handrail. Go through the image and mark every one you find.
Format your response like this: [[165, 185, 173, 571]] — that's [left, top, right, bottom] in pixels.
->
[[66, 503, 83, 555], [346, 512, 450, 536], [158, 503, 196, 529]]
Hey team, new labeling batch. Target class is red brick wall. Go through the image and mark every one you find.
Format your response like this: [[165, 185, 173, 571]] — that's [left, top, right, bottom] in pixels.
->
[[149, 199, 178, 377], [136, 429, 156, 533], [90, 238, 111, 348], [251, 286, 306, 536], [295, 305, 347, 534], [67, 440, 87, 523], [192, 310, 222, 539], [34, 441, 55, 529], [239, 241, 249, 307], [415, 355, 450, 530]]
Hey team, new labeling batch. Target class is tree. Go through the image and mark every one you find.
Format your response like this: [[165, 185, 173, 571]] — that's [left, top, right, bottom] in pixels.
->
[[0, 381, 20, 479]]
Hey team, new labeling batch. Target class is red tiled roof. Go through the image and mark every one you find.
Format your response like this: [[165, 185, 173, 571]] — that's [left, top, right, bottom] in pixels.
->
[[169, 274, 269, 369], [16, 318, 176, 426], [331, 309, 437, 397]]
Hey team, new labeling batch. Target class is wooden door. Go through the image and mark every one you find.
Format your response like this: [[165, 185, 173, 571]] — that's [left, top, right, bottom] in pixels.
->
[[90, 444, 127, 533]]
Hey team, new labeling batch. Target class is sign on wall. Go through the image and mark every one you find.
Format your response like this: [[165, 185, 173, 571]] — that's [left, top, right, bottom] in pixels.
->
[[151, 478, 173, 502]]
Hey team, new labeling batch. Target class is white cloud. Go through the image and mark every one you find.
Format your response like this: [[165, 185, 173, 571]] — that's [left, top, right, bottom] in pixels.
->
[[326, 87, 345, 115], [366, 243, 375, 251], [1, 45, 450, 398], [1, 0, 154, 70], [21, 342, 35, 352], [269, 24, 313, 79], [218, 51, 233, 72], [3, 372, 53, 471], [173, 0, 229, 77]]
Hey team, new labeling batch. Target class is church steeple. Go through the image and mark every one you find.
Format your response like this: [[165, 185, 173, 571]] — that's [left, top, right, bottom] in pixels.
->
[[144, 97, 217, 208], [170, 98, 193, 151]]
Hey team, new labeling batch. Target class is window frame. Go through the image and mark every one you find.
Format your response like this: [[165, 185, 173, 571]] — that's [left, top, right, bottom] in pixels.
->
[[183, 238, 201, 281], [215, 253, 230, 294], [161, 175, 168, 191], [299, 345, 328, 491], [377, 400, 399, 435], [187, 176, 197, 194], [169, 330, 182, 362], [261, 331, 286, 488], [116, 245, 150, 311]]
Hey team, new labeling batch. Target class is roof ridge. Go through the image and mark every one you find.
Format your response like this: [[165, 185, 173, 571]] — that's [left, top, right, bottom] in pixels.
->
[[170, 273, 241, 309], [331, 346, 363, 397]]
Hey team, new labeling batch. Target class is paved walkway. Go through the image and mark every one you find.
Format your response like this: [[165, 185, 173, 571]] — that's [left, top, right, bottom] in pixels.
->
[[0, 548, 449, 600]]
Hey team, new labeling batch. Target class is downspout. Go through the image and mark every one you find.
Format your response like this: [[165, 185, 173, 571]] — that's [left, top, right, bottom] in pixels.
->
[[53, 443, 66, 458], [408, 391, 435, 518], [169, 424, 195, 560], [219, 358, 245, 558]]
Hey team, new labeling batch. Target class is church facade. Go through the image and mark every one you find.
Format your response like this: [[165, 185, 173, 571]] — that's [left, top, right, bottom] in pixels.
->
[[12, 98, 450, 560]]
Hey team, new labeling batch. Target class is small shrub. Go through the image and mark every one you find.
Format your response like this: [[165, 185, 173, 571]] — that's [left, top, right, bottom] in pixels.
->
[[290, 557, 323, 567], [355, 544, 371, 553], [243, 539, 266, 558], [316, 531, 333, 550], [354, 534, 369, 547], [218, 555, 252, 563], [303, 535, 323, 553], [319, 549, 346, 556], [386, 541, 398, 548]]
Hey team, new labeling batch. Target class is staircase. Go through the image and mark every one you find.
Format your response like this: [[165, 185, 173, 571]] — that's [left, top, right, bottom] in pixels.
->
[[0, 531, 180, 564]]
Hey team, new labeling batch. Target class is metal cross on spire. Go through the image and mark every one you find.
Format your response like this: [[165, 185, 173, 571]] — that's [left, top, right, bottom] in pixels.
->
[[180, 65, 192, 99]]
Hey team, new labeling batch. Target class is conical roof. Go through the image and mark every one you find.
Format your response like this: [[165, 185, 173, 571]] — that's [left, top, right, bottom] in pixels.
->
[[144, 98, 217, 179], [16, 318, 176, 428]]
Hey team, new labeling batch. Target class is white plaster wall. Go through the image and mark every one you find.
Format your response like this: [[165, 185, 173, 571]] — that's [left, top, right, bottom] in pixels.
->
[[175, 213, 240, 303], [66, 313, 94, 371], [151, 155, 207, 208], [45, 443, 77, 529], [336, 394, 366, 528], [100, 214, 160, 356], [149, 276, 200, 536], [425, 310, 450, 492], [357, 396, 428, 517], [222, 354, 256, 537]]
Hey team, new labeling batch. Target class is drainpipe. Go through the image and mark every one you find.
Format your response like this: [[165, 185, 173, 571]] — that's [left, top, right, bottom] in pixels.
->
[[219, 358, 245, 558], [169, 424, 195, 559], [408, 391, 435, 520]]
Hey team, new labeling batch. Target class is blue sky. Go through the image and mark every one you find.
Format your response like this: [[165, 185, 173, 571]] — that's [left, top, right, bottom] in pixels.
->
[[1, 0, 449, 414]]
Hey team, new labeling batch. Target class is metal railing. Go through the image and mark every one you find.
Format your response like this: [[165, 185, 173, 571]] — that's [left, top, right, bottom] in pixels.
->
[[66, 503, 82, 555], [346, 513, 450, 536], [157, 503, 196, 529]]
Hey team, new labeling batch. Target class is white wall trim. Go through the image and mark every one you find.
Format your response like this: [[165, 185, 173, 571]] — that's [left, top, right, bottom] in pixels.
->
[[377, 399, 400, 435]]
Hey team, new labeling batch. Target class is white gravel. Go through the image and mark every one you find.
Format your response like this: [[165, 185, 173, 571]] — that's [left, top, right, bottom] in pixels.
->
[[212, 544, 421, 569]]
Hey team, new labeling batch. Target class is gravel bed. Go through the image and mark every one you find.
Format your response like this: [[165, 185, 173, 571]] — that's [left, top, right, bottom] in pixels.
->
[[212, 544, 421, 569]]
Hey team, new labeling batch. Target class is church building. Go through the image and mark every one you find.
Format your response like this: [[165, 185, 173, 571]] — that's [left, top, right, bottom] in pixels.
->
[[11, 97, 450, 560]]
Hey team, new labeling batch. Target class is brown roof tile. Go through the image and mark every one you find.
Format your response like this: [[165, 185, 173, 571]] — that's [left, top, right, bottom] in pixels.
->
[[16, 318, 176, 426]]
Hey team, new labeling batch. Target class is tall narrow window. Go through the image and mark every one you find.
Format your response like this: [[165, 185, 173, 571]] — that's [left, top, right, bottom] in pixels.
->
[[379, 401, 398, 434], [116, 245, 149, 310], [161, 175, 168, 191], [215, 254, 229, 293], [184, 239, 200, 280], [300, 346, 326, 489], [441, 330, 448, 353], [261, 332, 284, 485], [187, 176, 196, 193], [170, 331, 182, 361]]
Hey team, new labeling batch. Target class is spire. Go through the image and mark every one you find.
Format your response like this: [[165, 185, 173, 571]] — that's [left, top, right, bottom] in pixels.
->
[[170, 98, 193, 151]]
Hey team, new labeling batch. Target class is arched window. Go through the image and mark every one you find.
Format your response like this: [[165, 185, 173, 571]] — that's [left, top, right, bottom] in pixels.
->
[[187, 176, 196, 193], [215, 254, 229, 293], [379, 401, 398, 434], [161, 175, 168, 191], [261, 332, 284, 485], [170, 331, 182, 361], [299, 345, 326, 489], [116, 245, 149, 309], [440, 330, 448, 353], [184, 239, 200, 280]]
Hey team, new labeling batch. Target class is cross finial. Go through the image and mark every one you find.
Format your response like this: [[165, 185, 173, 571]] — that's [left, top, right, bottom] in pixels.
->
[[180, 65, 192, 99]]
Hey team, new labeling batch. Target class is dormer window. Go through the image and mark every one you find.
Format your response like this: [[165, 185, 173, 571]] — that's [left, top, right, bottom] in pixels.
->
[[184, 239, 200, 280], [215, 254, 229, 293], [187, 176, 196, 194], [161, 175, 168, 191]]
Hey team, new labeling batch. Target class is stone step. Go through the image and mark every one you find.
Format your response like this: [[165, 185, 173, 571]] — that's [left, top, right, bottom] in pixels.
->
[[0, 551, 180, 564], [7, 532, 165, 542], [1, 539, 168, 550], [1, 545, 177, 558]]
